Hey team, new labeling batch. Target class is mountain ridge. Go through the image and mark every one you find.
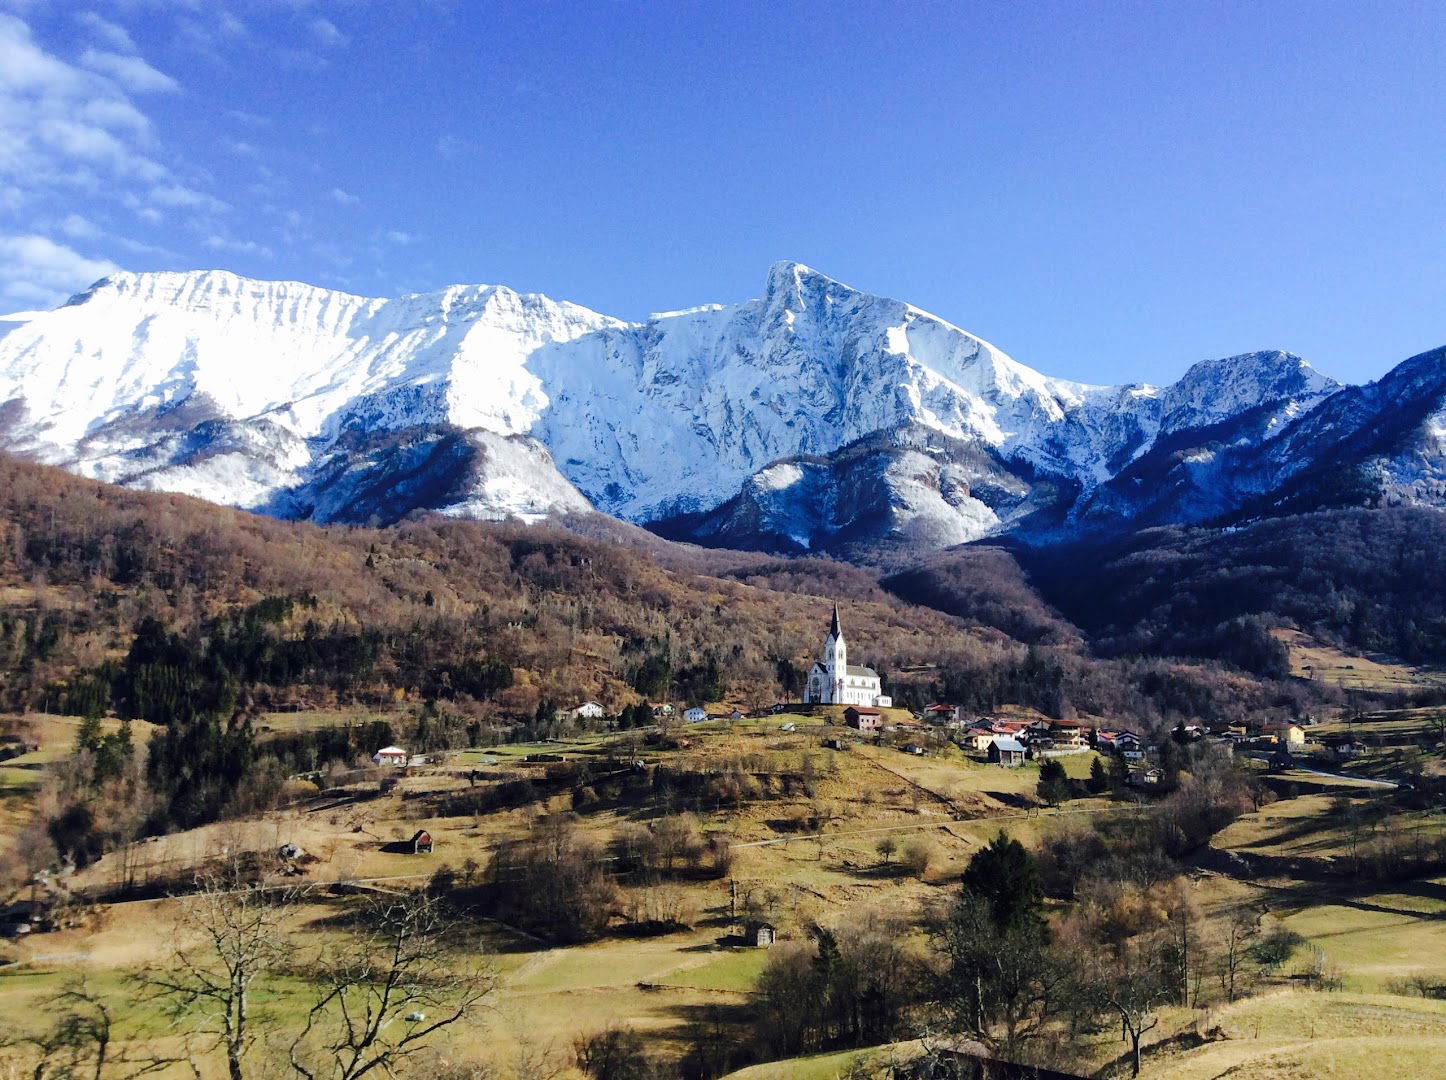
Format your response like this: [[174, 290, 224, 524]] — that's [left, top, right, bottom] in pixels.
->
[[1, 262, 1439, 556]]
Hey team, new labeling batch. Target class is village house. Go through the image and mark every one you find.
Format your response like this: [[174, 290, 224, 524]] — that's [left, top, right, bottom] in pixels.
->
[[372, 745, 407, 767], [1263, 720, 1307, 747], [1096, 730, 1143, 754], [961, 723, 999, 752], [804, 605, 892, 708], [845, 706, 882, 731], [685, 707, 708, 724], [1048, 719, 1089, 748], [988, 736, 1027, 767], [569, 702, 606, 720], [924, 704, 968, 727]]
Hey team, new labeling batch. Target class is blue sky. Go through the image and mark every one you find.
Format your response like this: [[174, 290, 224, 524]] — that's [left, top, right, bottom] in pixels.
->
[[1, 0, 1442, 387]]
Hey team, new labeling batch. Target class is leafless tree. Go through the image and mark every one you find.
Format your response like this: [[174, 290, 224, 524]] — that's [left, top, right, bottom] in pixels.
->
[[1216, 908, 1261, 1002], [288, 889, 495, 1080], [1098, 935, 1172, 1078], [141, 875, 298, 1080]]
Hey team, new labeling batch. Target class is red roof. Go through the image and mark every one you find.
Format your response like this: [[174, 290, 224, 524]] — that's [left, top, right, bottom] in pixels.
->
[[847, 706, 882, 715]]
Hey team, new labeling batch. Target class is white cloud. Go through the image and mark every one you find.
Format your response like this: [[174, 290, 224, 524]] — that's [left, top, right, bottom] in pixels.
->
[[59, 212, 100, 238], [385, 229, 418, 245], [149, 182, 229, 213], [310, 17, 347, 48], [74, 12, 137, 54], [0, 12, 191, 212], [204, 233, 273, 258], [330, 186, 359, 206], [0, 233, 120, 312], [78, 48, 179, 94]]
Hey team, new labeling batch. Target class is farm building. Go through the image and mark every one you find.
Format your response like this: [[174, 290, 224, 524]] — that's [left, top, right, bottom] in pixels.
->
[[409, 830, 434, 854], [372, 746, 407, 767], [845, 706, 882, 731], [988, 737, 1026, 767]]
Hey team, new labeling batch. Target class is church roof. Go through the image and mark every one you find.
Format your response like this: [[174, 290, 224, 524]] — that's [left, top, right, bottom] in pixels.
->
[[810, 662, 879, 679]]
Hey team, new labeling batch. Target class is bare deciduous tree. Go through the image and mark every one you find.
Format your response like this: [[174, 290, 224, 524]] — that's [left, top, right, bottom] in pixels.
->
[[142, 875, 296, 1080], [288, 889, 495, 1080]]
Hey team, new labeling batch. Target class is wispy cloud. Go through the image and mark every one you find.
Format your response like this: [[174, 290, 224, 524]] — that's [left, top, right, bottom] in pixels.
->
[[58, 212, 100, 239], [0, 233, 120, 312], [74, 12, 137, 54], [149, 183, 230, 213], [310, 17, 347, 49], [78, 48, 179, 94], [0, 13, 194, 201], [330, 186, 360, 206], [205, 233, 274, 258], [228, 108, 269, 128]]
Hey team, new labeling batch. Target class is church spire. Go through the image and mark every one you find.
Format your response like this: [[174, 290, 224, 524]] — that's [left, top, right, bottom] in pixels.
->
[[829, 603, 842, 640]]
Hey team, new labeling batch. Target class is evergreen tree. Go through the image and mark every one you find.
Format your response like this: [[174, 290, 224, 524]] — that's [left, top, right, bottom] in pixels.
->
[[959, 832, 1044, 933], [1037, 757, 1070, 806]]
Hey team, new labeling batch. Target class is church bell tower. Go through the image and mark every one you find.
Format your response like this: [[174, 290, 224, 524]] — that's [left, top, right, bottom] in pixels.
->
[[824, 604, 847, 703]]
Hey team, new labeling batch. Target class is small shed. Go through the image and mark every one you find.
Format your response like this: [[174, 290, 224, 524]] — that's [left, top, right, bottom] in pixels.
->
[[754, 923, 775, 947], [845, 706, 882, 731], [373, 746, 407, 767], [988, 737, 1026, 767], [409, 829, 434, 854], [1128, 767, 1164, 788]]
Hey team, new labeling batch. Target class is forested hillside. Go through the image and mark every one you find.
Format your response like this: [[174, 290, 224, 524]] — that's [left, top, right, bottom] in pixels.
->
[[1030, 508, 1446, 671], [0, 452, 1332, 737], [0, 454, 988, 720]]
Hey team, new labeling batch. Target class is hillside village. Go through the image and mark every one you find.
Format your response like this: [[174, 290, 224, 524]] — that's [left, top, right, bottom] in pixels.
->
[[2, 586, 1442, 1080]]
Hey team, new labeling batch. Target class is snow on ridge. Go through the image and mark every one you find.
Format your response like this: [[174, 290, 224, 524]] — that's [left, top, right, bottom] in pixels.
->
[[0, 263, 1349, 531]]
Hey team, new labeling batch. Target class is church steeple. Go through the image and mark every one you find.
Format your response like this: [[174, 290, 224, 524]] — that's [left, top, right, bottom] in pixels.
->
[[829, 603, 842, 641]]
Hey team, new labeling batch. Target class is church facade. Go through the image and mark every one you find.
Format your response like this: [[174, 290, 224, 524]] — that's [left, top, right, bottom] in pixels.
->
[[804, 605, 892, 708]]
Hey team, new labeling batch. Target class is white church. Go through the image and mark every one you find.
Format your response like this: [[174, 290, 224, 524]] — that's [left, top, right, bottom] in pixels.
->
[[804, 605, 892, 708]]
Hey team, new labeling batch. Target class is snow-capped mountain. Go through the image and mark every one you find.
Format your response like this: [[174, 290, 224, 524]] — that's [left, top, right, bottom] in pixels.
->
[[0, 262, 1439, 556]]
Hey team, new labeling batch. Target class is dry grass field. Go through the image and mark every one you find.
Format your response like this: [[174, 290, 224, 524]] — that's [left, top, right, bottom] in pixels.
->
[[1274, 628, 1446, 692]]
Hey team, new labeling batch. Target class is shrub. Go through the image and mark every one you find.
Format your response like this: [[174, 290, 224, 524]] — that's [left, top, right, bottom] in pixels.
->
[[901, 837, 938, 879]]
